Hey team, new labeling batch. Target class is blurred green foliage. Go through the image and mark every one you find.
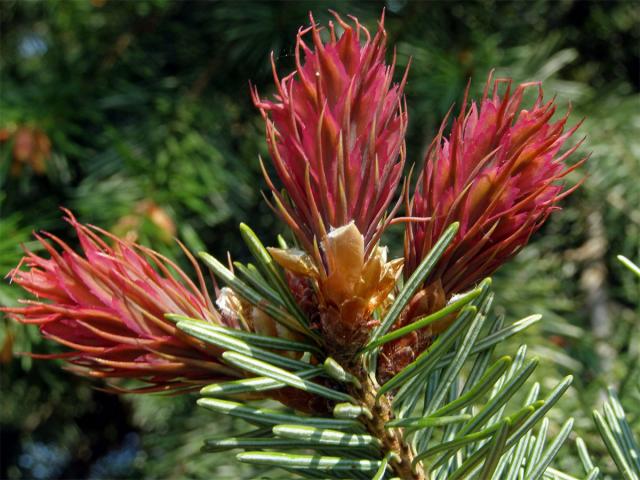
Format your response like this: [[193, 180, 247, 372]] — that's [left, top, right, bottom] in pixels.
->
[[1, 1, 638, 478]]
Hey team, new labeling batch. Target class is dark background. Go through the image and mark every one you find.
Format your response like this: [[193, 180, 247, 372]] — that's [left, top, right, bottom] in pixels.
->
[[1, 1, 638, 478]]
